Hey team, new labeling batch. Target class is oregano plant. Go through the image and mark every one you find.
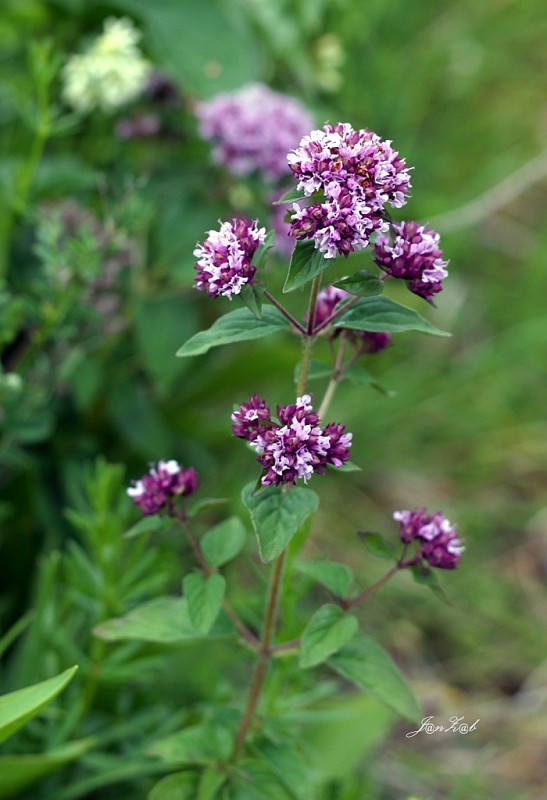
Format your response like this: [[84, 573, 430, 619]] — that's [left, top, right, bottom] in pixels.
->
[[97, 121, 463, 799]]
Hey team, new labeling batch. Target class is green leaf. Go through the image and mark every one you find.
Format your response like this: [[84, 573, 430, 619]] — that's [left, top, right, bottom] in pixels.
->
[[300, 605, 358, 669], [0, 740, 91, 800], [0, 666, 78, 745], [273, 187, 308, 205], [239, 282, 264, 319], [176, 306, 287, 358], [230, 760, 294, 800], [336, 296, 450, 336], [93, 597, 232, 643], [329, 460, 362, 473], [151, 722, 233, 766], [359, 532, 397, 560], [124, 515, 173, 539], [283, 241, 331, 293], [334, 270, 384, 297], [345, 364, 394, 397], [148, 772, 197, 800], [197, 767, 227, 800], [294, 559, 353, 597], [411, 564, 451, 605], [187, 498, 230, 518], [183, 573, 226, 634], [242, 483, 319, 563], [253, 230, 275, 269], [327, 634, 421, 722], [201, 517, 247, 568]]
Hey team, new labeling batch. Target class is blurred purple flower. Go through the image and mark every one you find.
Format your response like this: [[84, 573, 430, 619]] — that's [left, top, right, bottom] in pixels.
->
[[194, 218, 266, 298], [311, 284, 392, 352], [195, 83, 314, 183]]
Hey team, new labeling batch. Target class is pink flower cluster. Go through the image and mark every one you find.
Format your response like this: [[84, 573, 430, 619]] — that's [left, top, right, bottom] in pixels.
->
[[194, 218, 266, 299], [195, 83, 314, 183], [232, 394, 352, 486], [393, 508, 464, 570], [312, 284, 392, 352], [127, 460, 199, 516], [374, 221, 448, 302], [287, 123, 411, 258]]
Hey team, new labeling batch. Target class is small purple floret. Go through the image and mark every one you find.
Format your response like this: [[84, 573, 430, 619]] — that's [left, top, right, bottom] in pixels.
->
[[194, 218, 266, 299], [374, 221, 448, 302], [287, 123, 411, 257], [232, 394, 352, 486], [127, 460, 199, 516], [393, 508, 464, 570]]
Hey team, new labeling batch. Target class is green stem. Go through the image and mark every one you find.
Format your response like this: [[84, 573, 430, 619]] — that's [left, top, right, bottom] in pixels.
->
[[306, 275, 322, 336], [317, 335, 347, 419], [230, 549, 286, 762]]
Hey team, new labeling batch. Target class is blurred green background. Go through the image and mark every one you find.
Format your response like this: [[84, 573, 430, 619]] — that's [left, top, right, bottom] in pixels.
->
[[1, 0, 546, 798]]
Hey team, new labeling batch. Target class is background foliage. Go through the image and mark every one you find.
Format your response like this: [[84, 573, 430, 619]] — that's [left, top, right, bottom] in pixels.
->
[[1, 0, 546, 798]]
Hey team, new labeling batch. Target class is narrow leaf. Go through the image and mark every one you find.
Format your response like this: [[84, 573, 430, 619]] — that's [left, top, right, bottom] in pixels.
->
[[334, 270, 384, 297], [337, 296, 450, 336], [359, 532, 397, 560], [124, 515, 172, 539], [148, 772, 197, 800], [0, 666, 78, 746], [294, 559, 353, 597], [183, 573, 226, 634], [187, 498, 230, 518], [300, 605, 358, 668], [239, 282, 263, 319], [242, 483, 319, 563], [197, 767, 227, 800], [327, 634, 421, 722], [283, 240, 331, 293], [176, 305, 287, 358], [201, 517, 247, 568]]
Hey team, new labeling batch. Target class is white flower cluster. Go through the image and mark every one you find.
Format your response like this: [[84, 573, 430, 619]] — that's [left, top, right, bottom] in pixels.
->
[[62, 17, 151, 114]]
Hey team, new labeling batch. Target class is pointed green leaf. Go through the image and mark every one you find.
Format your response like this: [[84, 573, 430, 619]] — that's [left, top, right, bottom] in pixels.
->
[[411, 564, 451, 605], [329, 460, 361, 473], [334, 270, 384, 297], [273, 187, 308, 205], [283, 240, 331, 293], [327, 634, 421, 722], [242, 483, 319, 563], [336, 297, 450, 336], [300, 605, 358, 668], [183, 573, 226, 634], [176, 305, 287, 358], [239, 282, 264, 319], [0, 666, 78, 745], [124, 515, 173, 539], [0, 740, 91, 799], [359, 532, 397, 560], [151, 722, 233, 766], [346, 364, 394, 397], [93, 597, 232, 643], [294, 559, 353, 597], [201, 517, 247, 568], [148, 772, 197, 800]]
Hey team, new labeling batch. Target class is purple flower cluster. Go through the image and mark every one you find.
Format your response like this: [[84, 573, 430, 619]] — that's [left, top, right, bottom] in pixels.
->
[[194, 218, 266, 299], [127, 460, 199, 516], [393, 508, 464, 570], [374, 221, 448, 302], [195, 83, 314, 183], [312, 284, 392, 352], [287, 123, 411, 258], [232, 394, 352, 486]]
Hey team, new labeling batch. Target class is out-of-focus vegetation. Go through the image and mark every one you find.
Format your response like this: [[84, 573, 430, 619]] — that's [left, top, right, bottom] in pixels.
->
[[0, 0, 546, 798]]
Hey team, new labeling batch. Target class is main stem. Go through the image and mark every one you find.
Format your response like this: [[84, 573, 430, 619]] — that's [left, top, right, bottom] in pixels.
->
[[230, 549, 286, 762]]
